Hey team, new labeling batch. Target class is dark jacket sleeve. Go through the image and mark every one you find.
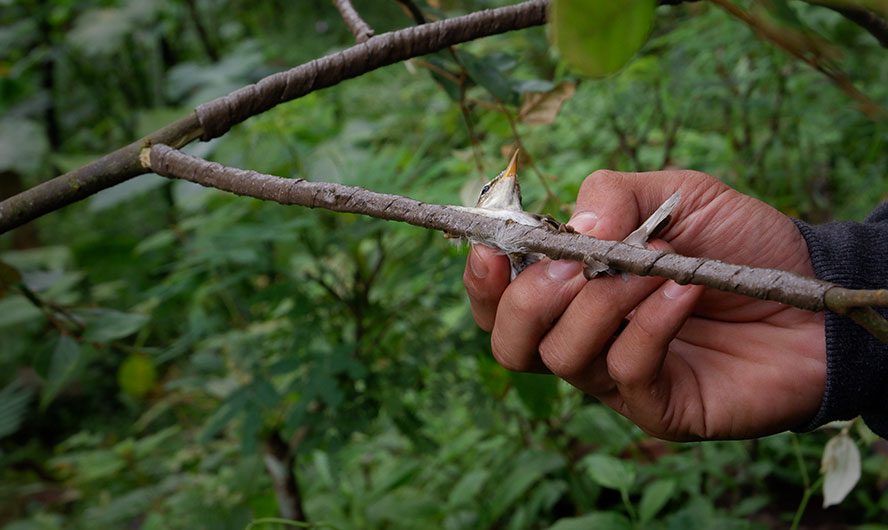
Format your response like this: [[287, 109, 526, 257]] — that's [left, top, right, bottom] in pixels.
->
[[793, 203, 888, 437]]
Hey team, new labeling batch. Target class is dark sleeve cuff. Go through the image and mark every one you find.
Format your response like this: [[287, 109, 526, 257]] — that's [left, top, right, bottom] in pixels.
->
[[792, 203, 888, 437]]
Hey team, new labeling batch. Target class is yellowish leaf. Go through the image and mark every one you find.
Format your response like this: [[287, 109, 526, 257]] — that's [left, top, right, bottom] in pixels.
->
[[519, 83, 577, 125]]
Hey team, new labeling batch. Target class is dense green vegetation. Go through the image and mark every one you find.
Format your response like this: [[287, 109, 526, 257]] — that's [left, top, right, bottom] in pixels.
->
[[1, 1, 887, 529]]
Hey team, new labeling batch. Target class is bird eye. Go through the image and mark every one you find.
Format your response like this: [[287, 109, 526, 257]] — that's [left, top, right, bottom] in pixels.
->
[[480, 184, 491, 195]]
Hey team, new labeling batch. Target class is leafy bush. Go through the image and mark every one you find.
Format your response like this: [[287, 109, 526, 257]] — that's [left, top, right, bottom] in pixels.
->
[[1, 1, 887, 529]]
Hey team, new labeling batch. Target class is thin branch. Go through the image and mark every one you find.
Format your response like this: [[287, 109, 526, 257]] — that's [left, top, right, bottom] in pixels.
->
[[0, 0, 549, 235], [146, 144, 888, 341], [184, 0, 220, 61], [708, 0, 885, 119], [808, 1, 888, 47], [331, 0, 375, 43], [395, 0, 427, 24], [305, 271, 345, 303]]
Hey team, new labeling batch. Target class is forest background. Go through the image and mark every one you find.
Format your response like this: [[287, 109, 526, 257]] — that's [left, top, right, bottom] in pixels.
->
[[1, 0, 887, 529]]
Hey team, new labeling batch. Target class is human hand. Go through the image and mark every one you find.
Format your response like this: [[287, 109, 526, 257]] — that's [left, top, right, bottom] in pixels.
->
[[463, 170, 826, 440]]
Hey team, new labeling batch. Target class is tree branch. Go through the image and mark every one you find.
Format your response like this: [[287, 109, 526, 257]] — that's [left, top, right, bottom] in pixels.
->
[[331, 0, 375, 43], [145, 144, 888, 342], [0, 113, 202, 235], [708, 0, 885, 119], [0, 0, 549, 235], [193, 0, 548, 141]]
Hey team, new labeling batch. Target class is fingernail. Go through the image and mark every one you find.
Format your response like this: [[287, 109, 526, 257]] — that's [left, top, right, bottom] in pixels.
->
[[568, 212, 599, 234], [663, 281, 693, 300], [469, 246, 492, 279], [547, 259, 583, 281]]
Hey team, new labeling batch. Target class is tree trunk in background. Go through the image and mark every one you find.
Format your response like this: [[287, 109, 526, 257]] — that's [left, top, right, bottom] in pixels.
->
[[263, 429, 306, 522]]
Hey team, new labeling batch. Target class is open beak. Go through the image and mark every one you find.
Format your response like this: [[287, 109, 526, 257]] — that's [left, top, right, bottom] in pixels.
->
[[503, 149, 519, 179]]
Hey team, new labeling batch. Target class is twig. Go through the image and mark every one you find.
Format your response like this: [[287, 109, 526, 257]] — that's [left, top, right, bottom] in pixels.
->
[[146, 144, 888, 341], [499, 105, 559, 206], [662, 0, 888, 46], [331, 0, 375, 43]]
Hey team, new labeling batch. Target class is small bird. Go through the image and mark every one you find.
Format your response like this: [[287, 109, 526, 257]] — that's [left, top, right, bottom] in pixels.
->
[[468, 150, 680, 279]]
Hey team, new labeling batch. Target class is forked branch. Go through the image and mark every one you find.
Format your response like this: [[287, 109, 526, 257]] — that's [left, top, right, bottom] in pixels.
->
[[0, 0, 549, 234]]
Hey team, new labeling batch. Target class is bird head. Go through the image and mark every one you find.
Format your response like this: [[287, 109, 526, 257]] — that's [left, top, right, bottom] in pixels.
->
[[475, 150, 523, 211]]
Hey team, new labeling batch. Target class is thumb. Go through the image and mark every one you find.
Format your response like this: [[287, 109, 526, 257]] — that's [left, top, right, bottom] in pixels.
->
[[573, 169, 716, 244]]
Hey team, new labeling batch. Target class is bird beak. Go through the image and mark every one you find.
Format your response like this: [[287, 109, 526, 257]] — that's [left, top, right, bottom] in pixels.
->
[[504, 149, 519, 179]]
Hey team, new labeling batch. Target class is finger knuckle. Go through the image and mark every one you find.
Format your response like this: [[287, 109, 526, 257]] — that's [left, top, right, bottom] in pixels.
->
[[539, 339, 584, 380], [679, 169, 716, 184], [463, 269, 495, 305], [502, 285, 539, 317], [581, 169, 625, 195], [607, 352, 647, 388], [629, 310, 660, 344], [490, 332, 533, 372]]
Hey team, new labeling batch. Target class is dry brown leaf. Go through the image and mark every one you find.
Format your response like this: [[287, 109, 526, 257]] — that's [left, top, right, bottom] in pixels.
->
[[519, 82, 577, 125]]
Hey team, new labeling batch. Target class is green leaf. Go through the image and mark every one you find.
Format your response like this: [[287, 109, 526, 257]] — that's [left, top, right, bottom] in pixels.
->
[[41, 335, 83, 409], [486, 450, 566, 522], [425, 54, 462, 102], [581, 453, 636, 493], [457, 50, 520, 105], [564, 405, 634, 451], [447, 469, 490, 507], [639, 479, 676, 523], [0, 380, 35, 439], [199, 386, 249, 442], [550, 0, 657, 78], [75, 308, 149, 342], [510, 371, 559, 419], [0, 296, 43, 328], [547, 512, 632, 530]]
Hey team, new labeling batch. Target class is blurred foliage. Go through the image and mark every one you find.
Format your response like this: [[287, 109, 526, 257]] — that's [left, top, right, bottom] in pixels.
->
[[1, 0, 887, 529]]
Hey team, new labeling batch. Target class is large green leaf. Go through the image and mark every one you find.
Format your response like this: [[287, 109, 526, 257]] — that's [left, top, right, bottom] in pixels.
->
[[550, 0, 657, 78]]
